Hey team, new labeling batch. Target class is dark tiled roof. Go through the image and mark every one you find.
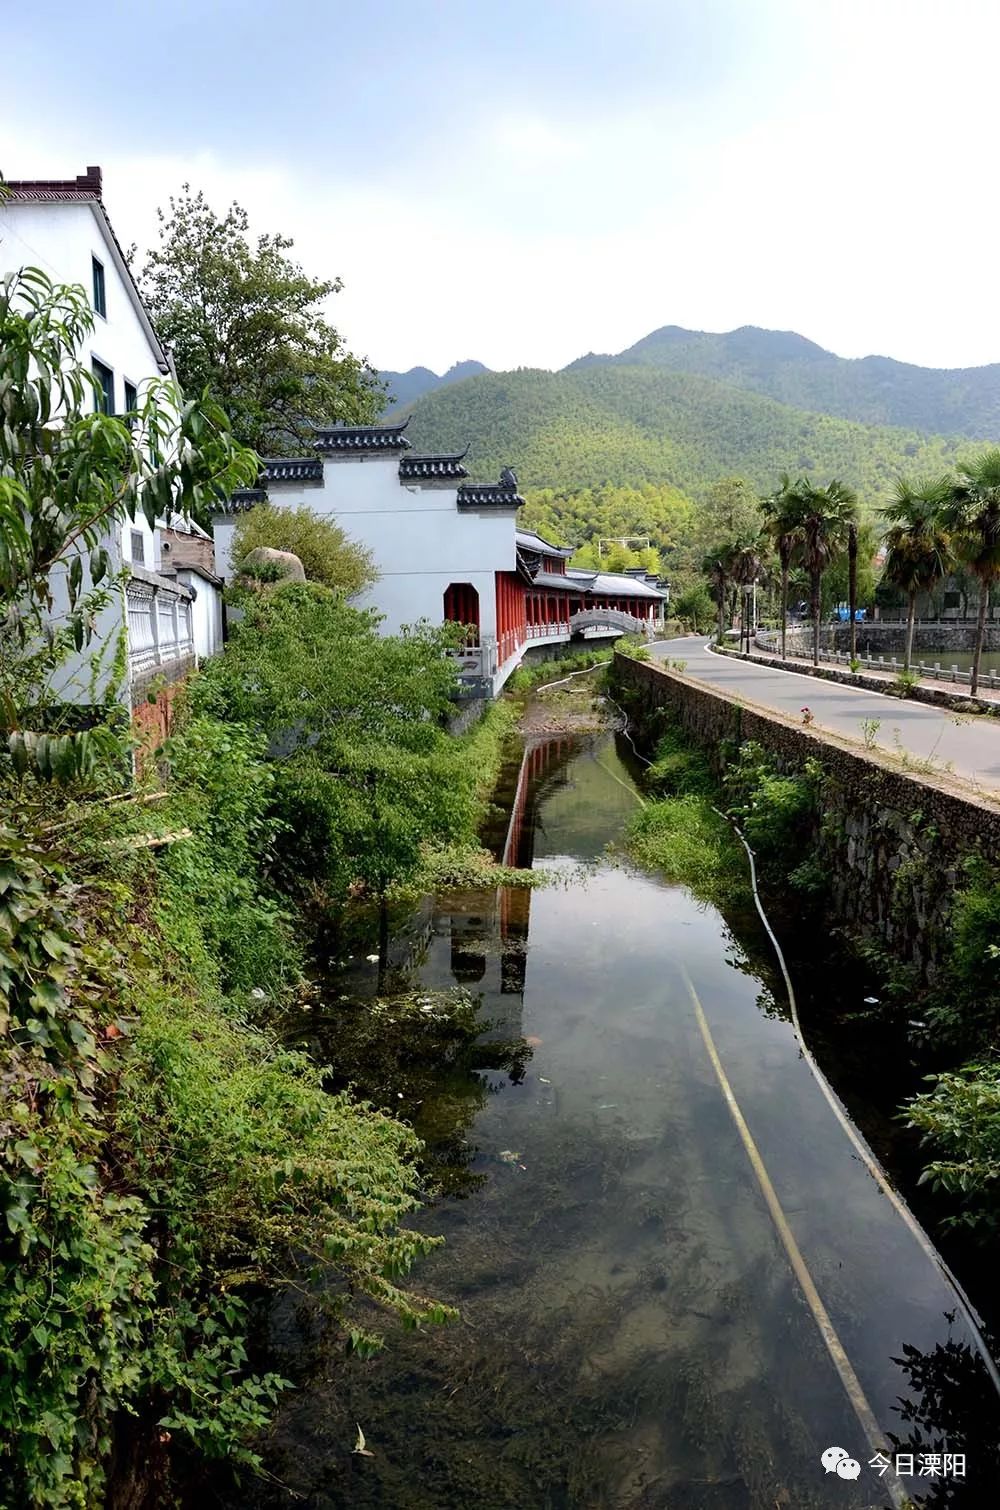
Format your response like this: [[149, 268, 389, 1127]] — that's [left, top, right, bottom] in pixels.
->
[[457, 482, 525, 509], [261, 457, 323, 483], [531, 570, 577, 590], [4, 166, 103, 199], [399, 450, 470, 481], [223, 488, 267, 514], [313, 418, 411, 453], [515, 528, 573, 558]]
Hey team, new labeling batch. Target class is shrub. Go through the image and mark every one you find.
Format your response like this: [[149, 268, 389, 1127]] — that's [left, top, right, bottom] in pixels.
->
[[626, 794, 744, 908], [232, 503, 375, 596], [723, 741, 819, 860], [906, 1063, 1000, 1237], [644, 727, 711, 797]]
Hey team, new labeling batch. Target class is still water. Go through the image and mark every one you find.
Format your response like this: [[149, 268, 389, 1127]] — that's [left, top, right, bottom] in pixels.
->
[[235, 734, 999, 1510]]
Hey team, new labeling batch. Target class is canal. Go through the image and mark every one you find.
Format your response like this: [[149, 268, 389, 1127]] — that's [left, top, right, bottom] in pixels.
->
[[227, 729, 999, 1509]]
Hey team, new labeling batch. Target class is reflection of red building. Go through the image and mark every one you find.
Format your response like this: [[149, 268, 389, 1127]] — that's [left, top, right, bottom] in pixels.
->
[[215, 422, 666, 695]]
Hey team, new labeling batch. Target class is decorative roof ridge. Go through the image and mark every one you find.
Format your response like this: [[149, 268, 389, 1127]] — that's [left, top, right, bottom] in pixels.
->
[[400, 447, 471, 480], [312, 417, 412, 452], [456, 482, 525, 508], [221, 487, 267, 515], [404, 445, 470, 463], [515, 527, 573, 558], [260, 456, 324, 481]]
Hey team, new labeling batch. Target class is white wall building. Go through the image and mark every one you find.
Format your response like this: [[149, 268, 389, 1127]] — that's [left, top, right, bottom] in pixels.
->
[[215, 420, 666, 696], [1, 167, 224, 715]]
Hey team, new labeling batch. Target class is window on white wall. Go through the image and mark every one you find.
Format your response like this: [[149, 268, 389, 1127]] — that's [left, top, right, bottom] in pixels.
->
[[129, 530, 145, 566], [92, 256, 106, 318], [92, 358, 114, 415]]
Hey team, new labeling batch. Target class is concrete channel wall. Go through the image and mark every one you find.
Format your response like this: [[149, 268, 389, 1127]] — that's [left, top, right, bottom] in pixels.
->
[[613, 654, 1000, 980]]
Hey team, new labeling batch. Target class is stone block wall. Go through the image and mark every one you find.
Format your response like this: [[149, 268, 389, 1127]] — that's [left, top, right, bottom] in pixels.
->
[[780, 622, 1000, 657], [613, 654, 1000, 980]]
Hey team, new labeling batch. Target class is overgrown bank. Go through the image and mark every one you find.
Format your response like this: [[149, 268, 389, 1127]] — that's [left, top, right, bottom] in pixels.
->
[[0, 584, 522, 1508], [612, 651, 1000, 1267]]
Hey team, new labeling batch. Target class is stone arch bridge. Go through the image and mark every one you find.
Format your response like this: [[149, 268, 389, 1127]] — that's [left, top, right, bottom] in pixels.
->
[[568, 607, 650, 638]]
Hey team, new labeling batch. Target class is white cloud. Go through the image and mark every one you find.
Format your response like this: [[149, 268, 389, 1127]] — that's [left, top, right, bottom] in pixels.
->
[[7, 0, 1000, 381]]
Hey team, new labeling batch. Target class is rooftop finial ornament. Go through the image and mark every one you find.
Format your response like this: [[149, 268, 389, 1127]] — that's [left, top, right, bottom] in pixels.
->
[[500, 466, 518, 489]]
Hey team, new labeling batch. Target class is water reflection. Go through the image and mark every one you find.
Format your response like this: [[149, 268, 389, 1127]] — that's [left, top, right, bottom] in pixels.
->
[[224, 733, 999, 1510]]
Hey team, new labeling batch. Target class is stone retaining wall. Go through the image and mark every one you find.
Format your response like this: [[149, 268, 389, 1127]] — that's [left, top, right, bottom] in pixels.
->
[[612, 653, 1000, 980], [781, 622, 1000, 656]]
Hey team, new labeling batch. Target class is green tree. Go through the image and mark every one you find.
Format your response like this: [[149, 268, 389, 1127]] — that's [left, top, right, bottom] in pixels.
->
[[696, 477, 762, 546], [797, 479, 859, 666], [703, 543, 737, 643], [729, 534, 766, 652], [136, 186, 383, 455], [232, 503, 375, 595], [940, 450, 1000, 695], [673, 580, 714, 632], [761, 474, 807, 657], [881, 477, 953, 671], [192, 585, 472, 899]]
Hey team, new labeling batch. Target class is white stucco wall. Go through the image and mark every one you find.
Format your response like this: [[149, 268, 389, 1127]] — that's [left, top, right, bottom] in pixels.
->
[[215, 455, 520, 638], [45, 528, 130, 708], [176, 569, 224, 661], [0, 197, 201, 710], [0, 200, 167, 409]]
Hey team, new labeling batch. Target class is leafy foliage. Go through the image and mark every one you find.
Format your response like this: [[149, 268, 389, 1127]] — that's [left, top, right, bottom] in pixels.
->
[[518, 481, 691, 568], [191, 585, 477, 897], [231, 503, 375, 595], [136, 187, 384, 454], [939, 449, 1000, 694], [0, 271, 469, 1506], [0, 265, 254, 758], [722, 741, 820, 860]]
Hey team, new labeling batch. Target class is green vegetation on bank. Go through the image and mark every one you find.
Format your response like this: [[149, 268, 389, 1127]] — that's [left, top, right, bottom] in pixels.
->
[[0, 271, 520, 1506], [505, 646, 615, 693], [621, 726, 743, 910]]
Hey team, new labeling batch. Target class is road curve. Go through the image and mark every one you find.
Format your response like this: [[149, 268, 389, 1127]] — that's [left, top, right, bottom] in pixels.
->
[[649, 637, 1000, 792]]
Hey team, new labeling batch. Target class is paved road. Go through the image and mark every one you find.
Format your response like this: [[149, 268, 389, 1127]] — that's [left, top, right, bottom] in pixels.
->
[[650, 637, 1000, 792]]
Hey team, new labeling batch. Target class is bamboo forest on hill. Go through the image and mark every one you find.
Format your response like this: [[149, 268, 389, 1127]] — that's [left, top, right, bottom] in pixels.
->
[[401, 364, 966, 505]]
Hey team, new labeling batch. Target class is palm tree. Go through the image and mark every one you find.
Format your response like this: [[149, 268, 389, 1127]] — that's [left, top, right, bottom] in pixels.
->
[[847, 520, 858, 663], [761, 474, 807, 658], [798, 479, 859, 666], [940, 450, 1000, 696], [729, 535, 764, 652], [702, 543, 737, 644], [881, 477, 953, 672]]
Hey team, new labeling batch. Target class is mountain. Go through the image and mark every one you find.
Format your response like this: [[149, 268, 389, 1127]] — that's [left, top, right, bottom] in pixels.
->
[[380, 359, 489, 412], [564, 325, 1000, 439], [400, 364, 966, 507]]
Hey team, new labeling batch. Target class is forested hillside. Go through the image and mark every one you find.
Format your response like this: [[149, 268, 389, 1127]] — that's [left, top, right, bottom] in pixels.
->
[[567, 324, 1000, 439], [402, 364, 966, 505]]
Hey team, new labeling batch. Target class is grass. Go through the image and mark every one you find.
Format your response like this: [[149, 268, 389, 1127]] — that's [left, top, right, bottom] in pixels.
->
[[625, 794, 746, 908]]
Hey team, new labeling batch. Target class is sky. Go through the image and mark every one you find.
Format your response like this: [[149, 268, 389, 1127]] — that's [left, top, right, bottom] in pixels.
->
[[4, 0, 1000, 376]]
